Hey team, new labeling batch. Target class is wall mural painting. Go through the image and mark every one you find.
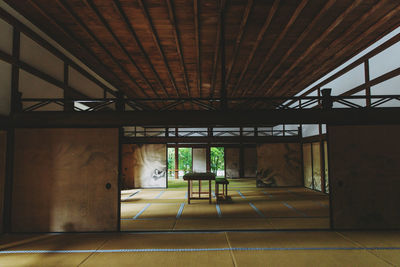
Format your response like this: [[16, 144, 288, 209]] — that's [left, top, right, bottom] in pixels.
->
[[132, 144, 167, 188], [256, 143, 302, 187]]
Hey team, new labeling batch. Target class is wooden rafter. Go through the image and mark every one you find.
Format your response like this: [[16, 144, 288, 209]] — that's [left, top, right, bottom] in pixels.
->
[[280, 1, 400, 98], [240, 0, 308, 96], [137, 0, 180, 97], [249, 0, 336, 99], [194, 0, 201, 97], [210, 0, 226, 98], [26, 0, 124, 95], [86, 0, 162, 98], [224, 0, 253, 89], [230, 0, 280, 96], [166, 0, 190, 97], [113, 0, 169, 98], [262, 0, 363, 96], [56, 0, 151, 98]]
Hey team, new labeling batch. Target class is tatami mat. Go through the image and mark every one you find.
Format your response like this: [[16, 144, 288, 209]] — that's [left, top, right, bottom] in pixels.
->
[[1, 231, 399, 266], [120, 186, 329, 231]]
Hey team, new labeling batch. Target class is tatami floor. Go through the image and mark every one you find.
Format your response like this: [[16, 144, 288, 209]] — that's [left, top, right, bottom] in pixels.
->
[[121, 182, 330, 231], [0, 231, 399, 266]]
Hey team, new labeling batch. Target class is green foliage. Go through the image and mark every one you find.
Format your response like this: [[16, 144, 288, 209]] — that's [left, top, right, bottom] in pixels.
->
[[167, 148, 175, 178], [210, 147, 224, 175], [178, 148, 192, 173]]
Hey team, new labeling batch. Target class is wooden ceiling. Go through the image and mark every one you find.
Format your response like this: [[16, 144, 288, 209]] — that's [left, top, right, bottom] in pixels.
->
[[6, 0, 400, 110]]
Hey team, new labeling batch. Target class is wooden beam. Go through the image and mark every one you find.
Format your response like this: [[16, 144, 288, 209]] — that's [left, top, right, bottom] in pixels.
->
[[283, 31, 400, 108], [230, 0, 280, 96], [56, 0, 150, 98], [137, 0, 180, 97], [11, 108, 400, 127], [11, 28, 20, 113], [240, 0, 308, 96], [263, 0, 363, 96], [166, 0, 191, 97], [251, 0, 335, 101], [210, 0, 226, 98], [281, 1, 400, 98], [194, 0, 201, 97], [113, 0, 168, 98], [224, 0, 253, 89], [22, 1, 123, 96], [122, 135, 300, 144], [220, 0, 227, 110], [86, 0, 162, 98]]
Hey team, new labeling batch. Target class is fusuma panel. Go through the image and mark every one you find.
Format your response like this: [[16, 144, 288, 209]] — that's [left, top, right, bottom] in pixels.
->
[[257, 143, 302, 187], [225, 147, 240, 178], [243, 147, 257, 177], [329, 125, 400, 229], [302, 143, 312, 189], [132, 144, 167, 188], [193, 148, 206, 173], [0, 131, 6, 233], [312, 142, 322, 191], [12, 128, 119, 232]]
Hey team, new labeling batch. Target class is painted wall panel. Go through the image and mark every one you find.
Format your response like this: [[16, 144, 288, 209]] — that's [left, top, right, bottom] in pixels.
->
[[303, 143, 312, 189], [12, 128, 119, 232], [0, 18, 13, 54], [243, 147, 256, 177], [132, 144, 166, 188], [69, 67, 104, 98], [225, 147, 239, 178], [193, 148, 206, 173], [20, 33, 63, 82], [257, 143, 302, 186], [312, 142, 322, 191], [329, 125, 400, 229], [0, 61, 11, 115], [324, 141, 329, 193], [0, 131, 6, 233]]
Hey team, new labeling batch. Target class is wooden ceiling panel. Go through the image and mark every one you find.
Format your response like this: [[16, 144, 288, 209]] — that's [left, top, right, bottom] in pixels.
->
[[5, 0, 400, 110]]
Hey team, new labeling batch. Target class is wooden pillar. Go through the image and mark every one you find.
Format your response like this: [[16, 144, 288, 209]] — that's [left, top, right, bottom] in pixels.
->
[[206, 146, 211, 172], [364, 60, 371, 107], [319, 124, 326, 193], [11, 28, 20, 113], [63, 63, 73, 111], [175, 146, 179, 179]]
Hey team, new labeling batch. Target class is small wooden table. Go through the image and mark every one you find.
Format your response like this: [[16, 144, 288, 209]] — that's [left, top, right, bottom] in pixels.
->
[[183, 172, 216, 204]]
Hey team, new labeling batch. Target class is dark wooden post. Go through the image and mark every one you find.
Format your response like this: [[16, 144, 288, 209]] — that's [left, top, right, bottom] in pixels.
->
[[364, 60, 371, 107], [63, 63, 74, 111]]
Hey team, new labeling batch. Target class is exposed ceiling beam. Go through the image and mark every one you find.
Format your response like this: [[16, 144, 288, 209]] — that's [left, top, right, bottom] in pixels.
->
[[11, 108, 400, 127], [194, 0, 201, 97], [113, 0, 169, 98], [224, 0, 253, 89], [248, 0, 336, 100], [230, 0, 280, 96], [86, 0, 162, 98], [262, 0, 363, 96], [159, 100, 185, 111], [240, 0, 308, 97], [209, 0, 226, 98], [56, 0, 151, 99], [25, 1, 123, 96], [137, 0, 180, 97], [166, 0, 191, 97], [281, 1, 400, 98]]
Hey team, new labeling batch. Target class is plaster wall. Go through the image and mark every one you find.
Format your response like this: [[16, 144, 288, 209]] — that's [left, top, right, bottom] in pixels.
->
[[225, 147, 239, 178]]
